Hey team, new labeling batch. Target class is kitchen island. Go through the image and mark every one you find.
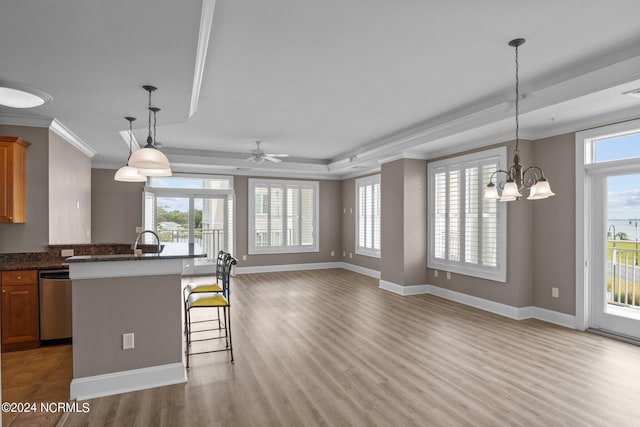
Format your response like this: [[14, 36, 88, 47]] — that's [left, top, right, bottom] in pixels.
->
[[67, 251, 205, 401]]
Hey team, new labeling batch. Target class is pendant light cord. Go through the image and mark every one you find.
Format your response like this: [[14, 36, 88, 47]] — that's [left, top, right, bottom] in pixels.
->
[[514, 43, 520, 157], [147, 89, 153, 142]]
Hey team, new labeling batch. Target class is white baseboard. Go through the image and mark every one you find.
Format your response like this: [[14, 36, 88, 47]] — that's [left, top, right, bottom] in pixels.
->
[[378, 280, 576, 329], [235, 262, 341, 274], [339, 262, 380, 279], [518, 306, 577, 329], [234, 261, 381, 278], [379, 280, 430, 296], [70, 363, 186, 401]]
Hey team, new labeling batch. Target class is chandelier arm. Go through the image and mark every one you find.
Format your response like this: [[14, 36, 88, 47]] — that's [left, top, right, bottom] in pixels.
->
[[488, 169, 511, 183], [521, 165, 546, 189]]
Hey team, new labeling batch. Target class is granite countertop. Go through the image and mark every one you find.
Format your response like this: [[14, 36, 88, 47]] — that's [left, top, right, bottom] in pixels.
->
[[0, 243, 179, 271], [0, 260, 70, 271], [66, 252, 207, 263]]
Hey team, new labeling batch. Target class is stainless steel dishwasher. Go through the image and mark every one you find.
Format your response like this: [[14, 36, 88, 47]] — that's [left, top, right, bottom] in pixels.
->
[[39, 270, 72, 340]]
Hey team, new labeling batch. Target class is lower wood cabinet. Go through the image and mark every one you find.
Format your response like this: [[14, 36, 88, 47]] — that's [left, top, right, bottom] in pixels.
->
[[1, 270, 39, 352]]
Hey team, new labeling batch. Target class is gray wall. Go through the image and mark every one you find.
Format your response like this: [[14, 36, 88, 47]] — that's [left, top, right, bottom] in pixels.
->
[[532, 133, 576, 314], [234, 175, 342, 267], [91, 169, 144, 243], [0, 125, 49, 253], [381, 160, 405, 284], [48, 130, 92, 244], [341, 175, 381, 271], [380, 159, 428, 286], [72, 274, 182, 377]]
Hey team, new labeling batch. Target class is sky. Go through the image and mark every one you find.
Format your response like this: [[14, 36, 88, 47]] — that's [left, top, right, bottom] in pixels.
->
[[603, 133, 640, 225]]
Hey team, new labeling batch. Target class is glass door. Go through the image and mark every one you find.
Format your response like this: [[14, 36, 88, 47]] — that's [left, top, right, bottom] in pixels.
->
[[591, 173, 640, 339], [156, 196, 191, 254], [194, 197, 227, 266]]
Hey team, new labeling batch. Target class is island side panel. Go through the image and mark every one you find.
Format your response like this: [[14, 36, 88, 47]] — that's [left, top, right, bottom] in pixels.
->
[[72, 274, 183, 378]]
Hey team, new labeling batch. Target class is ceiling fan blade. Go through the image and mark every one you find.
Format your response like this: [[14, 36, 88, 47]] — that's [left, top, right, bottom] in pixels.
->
[[264, 156, 282, 163], [265, 153, 289, 157], [245, 157, 254, 161]]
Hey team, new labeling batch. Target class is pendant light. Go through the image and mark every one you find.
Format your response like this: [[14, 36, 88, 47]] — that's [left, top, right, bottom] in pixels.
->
[[485, 38, 555, 202], [114, 117, 147, 182], [128, 85, 172, 176], [140, 106, 172, 176]]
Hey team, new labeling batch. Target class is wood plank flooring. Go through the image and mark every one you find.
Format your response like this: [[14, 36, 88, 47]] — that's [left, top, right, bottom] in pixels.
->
[[1, 343, 72, 426], [58, 269, 640, 426]]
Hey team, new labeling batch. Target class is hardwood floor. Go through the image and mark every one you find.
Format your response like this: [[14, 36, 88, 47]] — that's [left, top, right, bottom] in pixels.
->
[[59, 269, 640, 426], [1, 343, 72, 426]]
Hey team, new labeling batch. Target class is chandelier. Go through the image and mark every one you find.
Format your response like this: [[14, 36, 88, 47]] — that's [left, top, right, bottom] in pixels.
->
[[485, 38, 555, 202], [127, 85, 172, 177]]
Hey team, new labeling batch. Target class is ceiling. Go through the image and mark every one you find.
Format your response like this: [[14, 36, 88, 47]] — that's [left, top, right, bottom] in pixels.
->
[[1, 0, 640, 178]]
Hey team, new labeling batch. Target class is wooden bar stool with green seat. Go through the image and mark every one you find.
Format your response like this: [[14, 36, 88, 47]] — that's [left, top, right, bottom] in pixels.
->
[[185, 254, 237, 367]]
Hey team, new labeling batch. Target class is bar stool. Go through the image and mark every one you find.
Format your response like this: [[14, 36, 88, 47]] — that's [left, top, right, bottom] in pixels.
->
[[185, 255, 237, 367], [183, 251, 229, 333]]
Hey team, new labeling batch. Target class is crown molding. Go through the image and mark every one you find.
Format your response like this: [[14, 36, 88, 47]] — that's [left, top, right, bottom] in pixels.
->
[[189, 0, 217, 118], [50, 119, 97, 158], [0, 112, 53, 128]]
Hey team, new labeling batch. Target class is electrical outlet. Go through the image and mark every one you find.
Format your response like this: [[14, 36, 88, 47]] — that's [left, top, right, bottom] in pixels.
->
[[61, 249, 74, 257], [343, 209, 346, 214], [331, 251, 335, 257], [343, 251, 346, 257], [350, 208, 353, 214], [446, 272, 451, 280], [552, 287, 559, 298], [242, 255, 247, 261], [349, 253, 353, 258], [122, 332, 135, 350], [434, 270, 439, 278], [136, 226, 143, 233]]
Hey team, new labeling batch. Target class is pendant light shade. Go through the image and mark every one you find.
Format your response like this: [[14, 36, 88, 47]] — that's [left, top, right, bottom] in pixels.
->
[[128, 86, 172, 176], [114, 165, 147, 182], [128, 146, 171, 170], [115, 117, 147, 182]]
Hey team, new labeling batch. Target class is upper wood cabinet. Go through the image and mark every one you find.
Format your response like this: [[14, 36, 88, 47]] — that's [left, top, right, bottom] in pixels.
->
[[0, 136, 29, 223]]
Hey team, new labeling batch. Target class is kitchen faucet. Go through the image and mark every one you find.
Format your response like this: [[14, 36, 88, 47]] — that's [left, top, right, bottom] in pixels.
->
[[133, 230, 161, 255]]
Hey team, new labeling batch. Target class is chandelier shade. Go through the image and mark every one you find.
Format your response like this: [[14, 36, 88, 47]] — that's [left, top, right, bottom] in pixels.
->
[[485, 38, 555, 202]]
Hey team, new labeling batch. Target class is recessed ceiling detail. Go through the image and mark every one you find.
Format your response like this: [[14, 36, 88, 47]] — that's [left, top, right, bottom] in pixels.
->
[[0, 81, 52, 108], [1, 1, 640, 179]]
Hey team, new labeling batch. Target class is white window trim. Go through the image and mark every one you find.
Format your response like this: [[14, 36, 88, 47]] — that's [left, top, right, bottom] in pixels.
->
[[355, 174, 381, 258], [427, 147, 507, 283], [248, 178, 319, 255]]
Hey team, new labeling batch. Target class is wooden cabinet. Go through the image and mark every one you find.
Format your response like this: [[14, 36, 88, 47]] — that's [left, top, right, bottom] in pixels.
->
[[1, 270, 39, 352], [0, 136, 29, 223]]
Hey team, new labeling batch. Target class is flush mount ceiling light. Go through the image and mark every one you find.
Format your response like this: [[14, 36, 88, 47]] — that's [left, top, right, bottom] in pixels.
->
[[0, 81, 53, 108], [114, 116, 147, 182], [485, 38, 555, 202], [127, 85, 172, 176]]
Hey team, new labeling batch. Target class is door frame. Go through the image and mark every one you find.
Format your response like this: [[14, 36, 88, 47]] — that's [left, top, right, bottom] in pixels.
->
[[576, 118, 640, 333]]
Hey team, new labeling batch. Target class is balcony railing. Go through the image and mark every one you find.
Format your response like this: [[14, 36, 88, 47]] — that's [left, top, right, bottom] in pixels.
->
[[608, 242, 640, 309], [158, 228, 224, 261]]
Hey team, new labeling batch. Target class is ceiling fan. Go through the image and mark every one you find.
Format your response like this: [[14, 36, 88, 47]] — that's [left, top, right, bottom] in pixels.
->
[[246, 141, 289, 164]]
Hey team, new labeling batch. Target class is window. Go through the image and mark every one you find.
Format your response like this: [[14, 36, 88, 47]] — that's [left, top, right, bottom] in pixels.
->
[[248, 179, 318, 254], [428, 147, 507, 282], [356, 175, 381, 257], [143, 175, 234, 271]]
